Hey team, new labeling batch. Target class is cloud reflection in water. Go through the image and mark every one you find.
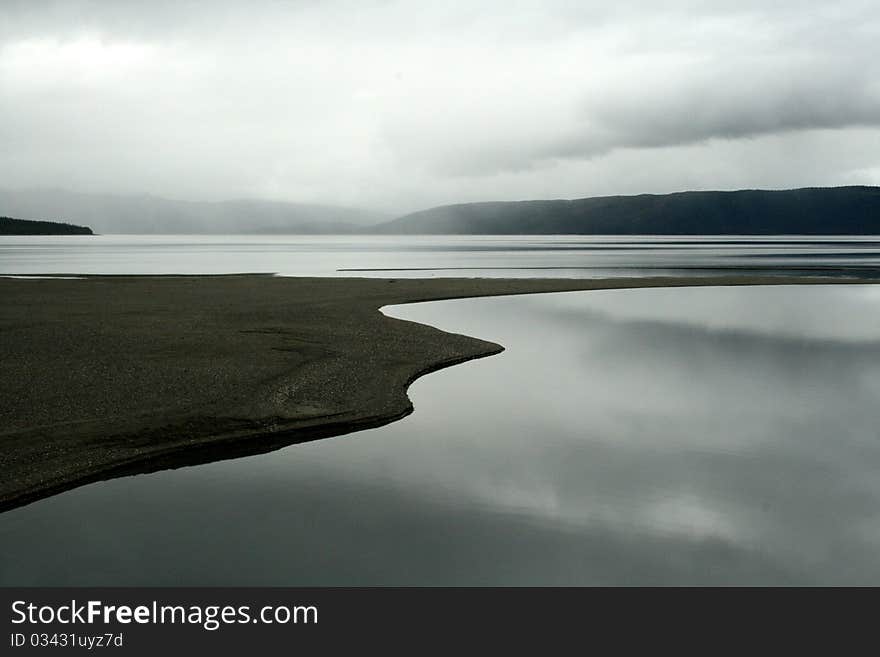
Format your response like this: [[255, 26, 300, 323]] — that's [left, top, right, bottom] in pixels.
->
[[3, 285, 880, 585]]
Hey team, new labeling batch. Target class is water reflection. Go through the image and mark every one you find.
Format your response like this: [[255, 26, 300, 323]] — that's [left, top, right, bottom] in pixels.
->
[[2, 234, 880, 277], [2, 285, 880, 584]]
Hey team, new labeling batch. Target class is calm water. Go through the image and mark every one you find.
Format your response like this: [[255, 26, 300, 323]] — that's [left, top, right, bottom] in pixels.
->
[[2, 234, 880, 277], [3, 285, 880, 585]]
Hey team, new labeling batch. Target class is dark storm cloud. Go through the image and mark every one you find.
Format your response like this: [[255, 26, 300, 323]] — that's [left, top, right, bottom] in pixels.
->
[[0, 1, 878, 209], [553, 60, 880, 167], [380, 3, 880, 177]]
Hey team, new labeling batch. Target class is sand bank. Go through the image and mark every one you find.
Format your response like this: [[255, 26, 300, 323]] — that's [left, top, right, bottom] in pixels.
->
[[1, 274, 877, 511]]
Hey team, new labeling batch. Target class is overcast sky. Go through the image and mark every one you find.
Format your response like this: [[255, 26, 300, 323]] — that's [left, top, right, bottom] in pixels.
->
[[1, 0, 878, 212]]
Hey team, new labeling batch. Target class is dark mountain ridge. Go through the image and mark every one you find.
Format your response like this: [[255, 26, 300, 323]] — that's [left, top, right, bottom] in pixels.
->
[[378, 186, 880, 235], [5, 186, 879, 236], [0, 216, 93, 235]]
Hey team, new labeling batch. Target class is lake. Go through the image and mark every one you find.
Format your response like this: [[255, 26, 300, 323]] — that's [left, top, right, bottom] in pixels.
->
[[2, 234, 880, 277], [3, 282, 880, 585]]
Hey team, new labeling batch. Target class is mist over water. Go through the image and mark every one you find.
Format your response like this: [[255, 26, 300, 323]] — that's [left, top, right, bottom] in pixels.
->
[[3, 0, 880, 589], [3, 285, 880, 585]]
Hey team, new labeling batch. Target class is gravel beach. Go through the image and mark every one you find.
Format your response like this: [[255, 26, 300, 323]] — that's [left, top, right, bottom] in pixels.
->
[[2, 273, 877, 511]]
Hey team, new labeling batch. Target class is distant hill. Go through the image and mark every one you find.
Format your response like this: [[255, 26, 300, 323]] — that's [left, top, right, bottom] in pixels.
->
[[0, 216, 93, 235], [0, 188, 388, 234], [378, 186, 880, 235]]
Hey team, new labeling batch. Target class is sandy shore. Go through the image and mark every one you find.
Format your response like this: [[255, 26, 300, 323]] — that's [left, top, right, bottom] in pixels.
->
[[2, 273, 878, 512]]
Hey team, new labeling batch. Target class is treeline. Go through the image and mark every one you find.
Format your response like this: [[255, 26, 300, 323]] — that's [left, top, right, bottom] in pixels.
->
[[0, 216, 93, 235]]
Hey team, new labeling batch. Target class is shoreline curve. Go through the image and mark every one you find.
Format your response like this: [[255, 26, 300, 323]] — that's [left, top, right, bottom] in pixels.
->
[[1, 273, 878, 512]]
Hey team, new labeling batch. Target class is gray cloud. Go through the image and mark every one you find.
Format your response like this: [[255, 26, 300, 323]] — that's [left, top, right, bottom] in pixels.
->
[[0, 1, 878, 211], [380, 3, 880, 177]]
